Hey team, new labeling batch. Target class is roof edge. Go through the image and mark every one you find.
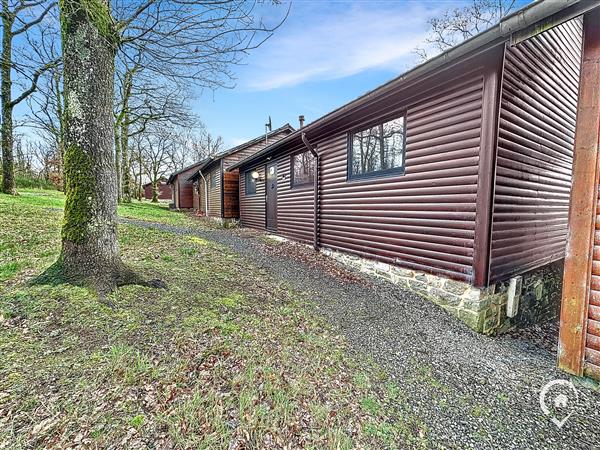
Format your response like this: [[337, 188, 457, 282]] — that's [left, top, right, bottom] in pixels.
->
[[228, 0, 598, 172]]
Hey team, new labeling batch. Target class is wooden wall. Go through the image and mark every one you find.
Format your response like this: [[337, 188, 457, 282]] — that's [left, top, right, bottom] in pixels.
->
[[237, 51, 498, 283], [240, 165, 266, 229], [558, 8, 600, 381], [144, 182, 171, 200], [239, 146, 316, 243], [316, 72, 485, 283], [489, 18, 583, 283], [223, 129, 292, 171], [274, 145, 315, 243], [207, 165, 222, 218], [174, 166, 198, 209], [223, 169, 240, 218], [198, 179, 206, 214]]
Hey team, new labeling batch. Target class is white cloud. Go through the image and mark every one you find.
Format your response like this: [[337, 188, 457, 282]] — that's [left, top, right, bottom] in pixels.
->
[[240, 2, 438, 91]]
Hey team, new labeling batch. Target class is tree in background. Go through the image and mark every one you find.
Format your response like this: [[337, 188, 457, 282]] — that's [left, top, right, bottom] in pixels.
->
[[415, 0, 516, 61], [1, 0, 56, 194], [139, 126, 179, 203], [26, 27, 65, 189], [57, 0, 285, 292], [113, 49, 198, 203], [191, 125, 225, 162]]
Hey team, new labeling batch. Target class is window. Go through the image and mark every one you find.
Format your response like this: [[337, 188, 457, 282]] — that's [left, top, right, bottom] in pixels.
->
[[245, 170, 257, 195], [210, 172, 217, 188], [291, 151, 315, 188], [348, 115, 406, 179]]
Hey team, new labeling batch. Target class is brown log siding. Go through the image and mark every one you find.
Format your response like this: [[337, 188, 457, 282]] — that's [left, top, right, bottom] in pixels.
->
[[223, 129, 292, 171], [240, 165, 266, 229], [317, 73, 485, 283], [198, 180, 206, 214], [207, 166, 222, 217], [239, 146, 316, 243], [236, 54, 497, 283], [174, 166, 199, 208], [144, 182, 171, 200], [274, 145, 315, 243], [488, 18, 583, 283]]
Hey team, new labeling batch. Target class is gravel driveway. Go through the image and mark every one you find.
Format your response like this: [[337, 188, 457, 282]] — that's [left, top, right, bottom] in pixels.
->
[[121, 218, 600, 449]]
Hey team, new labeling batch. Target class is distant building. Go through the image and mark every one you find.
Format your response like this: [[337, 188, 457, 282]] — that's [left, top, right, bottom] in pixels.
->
[[167, 162, 206, 209], [187, 124, 294, 222], [229, 4, 588, 339], [143, 178, 172, 201]]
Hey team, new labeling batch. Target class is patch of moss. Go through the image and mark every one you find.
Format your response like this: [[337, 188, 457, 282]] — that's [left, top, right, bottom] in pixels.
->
[[61, 145, 95, 244], [59, 0, 119, 46]]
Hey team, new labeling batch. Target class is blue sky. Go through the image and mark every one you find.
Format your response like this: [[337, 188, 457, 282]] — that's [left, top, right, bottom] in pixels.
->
[[194, 0, 452, 147]]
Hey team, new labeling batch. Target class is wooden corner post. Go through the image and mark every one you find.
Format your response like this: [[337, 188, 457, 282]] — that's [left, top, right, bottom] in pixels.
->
[[559, 7, 600, 376]]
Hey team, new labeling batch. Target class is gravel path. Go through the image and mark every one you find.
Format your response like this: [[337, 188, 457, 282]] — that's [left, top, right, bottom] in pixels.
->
[[122, 218, 600, 449]]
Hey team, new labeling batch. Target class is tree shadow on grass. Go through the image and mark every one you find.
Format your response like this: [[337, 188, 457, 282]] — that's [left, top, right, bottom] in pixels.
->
[[30, 260, 68, 287], [31, 259, 168, 307]]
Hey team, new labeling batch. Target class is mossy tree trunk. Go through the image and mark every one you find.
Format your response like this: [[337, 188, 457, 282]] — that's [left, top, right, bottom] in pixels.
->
[[59, 0, 132, 291], [151, 177, 158, 203]]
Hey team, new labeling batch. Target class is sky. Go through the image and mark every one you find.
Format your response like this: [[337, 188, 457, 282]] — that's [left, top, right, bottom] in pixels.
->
[[193, 0, 454, 148], [12, 0, 530, 150]]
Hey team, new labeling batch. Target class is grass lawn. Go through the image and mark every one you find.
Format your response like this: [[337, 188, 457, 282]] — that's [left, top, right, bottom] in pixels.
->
[[0, 190, 420, 449]]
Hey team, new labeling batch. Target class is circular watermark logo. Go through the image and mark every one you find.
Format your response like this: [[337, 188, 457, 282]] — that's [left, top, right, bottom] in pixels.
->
[[539, 379, 579, 428]]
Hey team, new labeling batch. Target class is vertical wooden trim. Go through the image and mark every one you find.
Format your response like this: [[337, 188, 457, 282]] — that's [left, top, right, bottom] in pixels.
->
[[473, 45, 504, 288], [220, 160, 224, 218], [314, 153, 320, 249], [559, 8, 600, 376]]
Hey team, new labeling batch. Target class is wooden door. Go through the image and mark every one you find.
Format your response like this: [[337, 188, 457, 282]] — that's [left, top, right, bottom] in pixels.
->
[[266, 162, 277, 231]]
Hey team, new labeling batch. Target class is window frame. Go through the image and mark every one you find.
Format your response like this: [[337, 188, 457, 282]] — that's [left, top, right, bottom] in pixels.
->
[[347, 113, 407, 181], [245, 169, 257, 196], [210, 171, 217, 189], [290, 150, 315, 189]]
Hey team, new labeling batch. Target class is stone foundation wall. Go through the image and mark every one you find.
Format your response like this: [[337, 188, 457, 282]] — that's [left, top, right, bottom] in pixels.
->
[[321, 247, 563, 335], [209, 217, 239, 228]]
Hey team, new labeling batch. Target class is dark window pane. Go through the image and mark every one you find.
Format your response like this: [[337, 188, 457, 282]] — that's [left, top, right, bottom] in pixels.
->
[[291, 151, 315, 187], [210, 172, 217, 188], [245, 170, 257, 195], [350, 115, 405, 178]]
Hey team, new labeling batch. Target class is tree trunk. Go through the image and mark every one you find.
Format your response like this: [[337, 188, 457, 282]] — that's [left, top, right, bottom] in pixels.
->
[[59, 0, 131, 292], [151, 179, 158, 203], [121, 118, 131, 202], [1, 7, 16, 195], [55, 70, 66, 190], [120, 69, 133, 203], [137, 150, 143, 201]]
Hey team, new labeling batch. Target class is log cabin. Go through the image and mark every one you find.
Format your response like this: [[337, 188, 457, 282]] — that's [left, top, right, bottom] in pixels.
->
[[143, 178, 171, 201], [229, 0, 600, 346], [167, 161, 206, 209], [188, 124, 294, 223]]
